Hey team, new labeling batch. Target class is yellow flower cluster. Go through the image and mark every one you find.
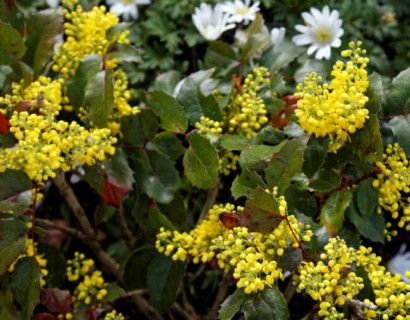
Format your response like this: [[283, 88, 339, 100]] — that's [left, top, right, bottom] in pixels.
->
[[293, 237, 410, 320], [57, 313, 74, 320], [372, 143, 410, 235], [218, 150, 239, 176], [66, 252, 108, 307], [157, 195, 313, 294], [66, 251, 95, 282], [0, 78, 117, 183], [295, 41, 370, 153], [104, 310, 125, 320], [8, 238, 48, 286], [52, 1, 130, 77]]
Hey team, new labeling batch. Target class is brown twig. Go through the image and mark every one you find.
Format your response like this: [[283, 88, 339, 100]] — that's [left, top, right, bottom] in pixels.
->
[[117, 203, 134, 248], [176, 286, 200, 320], [284, 279, 297, 303], [344, 296, 377, 319], [204, 273, 232, 320], [197, 186, 219, 225], [35, 218, 86, 241], [121, 288, 148, 298]]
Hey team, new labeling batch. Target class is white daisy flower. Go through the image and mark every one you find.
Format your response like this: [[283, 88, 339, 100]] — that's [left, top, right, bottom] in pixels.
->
[[387, 244, 410, 282], [192, 3, 236, 41], [106, 0, 151, 21], [221, 0, 260, 25], [46, 0, 60, 7], [270, 27, 286, 47], [292, 5, 343, 60]]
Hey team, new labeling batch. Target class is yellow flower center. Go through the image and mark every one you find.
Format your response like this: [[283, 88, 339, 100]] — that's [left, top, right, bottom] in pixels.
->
[[120, 0, 134, 4], [236, 6, 250, 15], [316, 28, 332, 43]]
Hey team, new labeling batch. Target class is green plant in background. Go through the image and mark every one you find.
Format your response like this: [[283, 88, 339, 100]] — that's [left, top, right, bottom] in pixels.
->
[[1, 0, 410, 319]]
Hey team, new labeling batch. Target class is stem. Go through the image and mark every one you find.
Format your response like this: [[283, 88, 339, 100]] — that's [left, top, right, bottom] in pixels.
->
[[32, 187, 38, 255], [204, 273, 232, 320], [35, 218, 86, 241], [117, 203, 134, 248], [196, 186, 219, 225]]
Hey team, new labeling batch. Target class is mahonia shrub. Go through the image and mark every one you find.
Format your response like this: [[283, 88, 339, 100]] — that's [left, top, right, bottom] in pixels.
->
[[1, 1, 410, 320]]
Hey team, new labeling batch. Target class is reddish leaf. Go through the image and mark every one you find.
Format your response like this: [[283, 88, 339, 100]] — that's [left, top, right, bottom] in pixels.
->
[[13, 100, 32, 112], [271, 95, 301, 129], [41, 288, 72, 314], [0, 113, 10, 134], [83, 308, 100, 320], [101, 177, 130, 208], [34, 313, 59, 320], [218, 212, 243, 229], [39, 219, 69, 249]]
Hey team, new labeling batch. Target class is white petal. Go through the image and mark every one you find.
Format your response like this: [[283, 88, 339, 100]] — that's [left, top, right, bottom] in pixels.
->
[[316, 45, 331, 60], [292, 34, 314, 46], [301, 12, 319, 29], [307, 43, 319, 55], [331, 38, 341, 48]]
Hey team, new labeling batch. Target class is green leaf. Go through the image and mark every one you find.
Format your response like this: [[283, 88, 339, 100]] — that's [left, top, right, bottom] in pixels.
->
[[0, 217, 28, 274], [183, 133, 218, 189], [0, 170, 33, 201], [176, 70, 222, 124], [320, 190, 351, 236], [348, 202, 384, 243], [242, 188, 282, 234], [121, 109, 159, 146], [357, 178, 378, 218], [260, 39, 304, 73], [231, 169, 266, 200], [388, 115, 410, 157], [157, 192, 186, 230], [23, 8, 63, 76], [283, 122, 305, 138], [220, 135, 255, 151], [302, 137, 329, 178], [37, 242, 66, 288], [0, 275, 18, 319], [205, 41, 238, 68], [238, 142, 285, 171], [152, 70, 181, 95], [0, 190, 32, 216], [147, 90, 188, 133], [10, 257, 41, 320], [295, 59, 329, 84], [146, 132, 185, 162], [274, 247, 302, 271], [0, 20, 26, 59], [365, 73, 383, 114], [219, 288, 247, 320], [133, 150, 181, 204], [106, 43, 140, 63], [66, 55, 102, 112], [149, 205, 175, 231], [147, 254, 186, 312], [284, 184, 317, 218], [124, 247, 155, 290], [85, 68, 114, 128], [265, 136, 309, 195], [242, 286, 289, 320], [385, 66, 410, 114], [100, 284, 125, 304], [258, 126, 285, 145], [309, 169, 341, 192], [349, 114, 383, 162]]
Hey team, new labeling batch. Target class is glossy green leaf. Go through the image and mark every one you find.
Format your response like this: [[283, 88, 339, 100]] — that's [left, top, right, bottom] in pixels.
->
[[365, 73, 383, 114], [0, 190, 32, 216], [183, 133, 218, 189], [37, 243, 66, 288], [0, 20, 26, 59], [149, 205, 175, 231], [242, 188, 282, 234], [258, 126, 285, 145], [147, 90, 188, 133], [265, 136, 309, 195], [146, 132, 185, 161], [238, 142, 285, 171], [231, 169, 266, 200], [152, 70, 181, 95], [85, 68, 114, 128], [274, 247, 302, 271], [309, 169, 341, 192], [66, 55, 102, 112], [124, 247, 155, 290], [157, 192, 186, 230], [0, 276, 18, 319], [357, 178, 378, 218], [100, 284, 125, 304], [133, 150, 181, 204], [283, 122, 305, 138], [147, 254, 186, 312], [219, 288, 247, 320], [220, 135, 255, 151], [389, 115, 410, 157], [121, 109, 159, 146], [302, 137, 329, 177], [295, 59, 329, 84], [0, 170, 33, 201], [242, 286, 289, 320], [284, 184, 317, 218], [261, 39, 304, 73], [176, 70, 222, 124], [348, 202, 384, 243], [10, 257, 41, 320], [23, 8, 63, 76], [106, 43, 140, 63], [349, 115, 383, 162], [320, 190, 351, 236], [205, 41, 238, 68], [385, 66, 410, 114]]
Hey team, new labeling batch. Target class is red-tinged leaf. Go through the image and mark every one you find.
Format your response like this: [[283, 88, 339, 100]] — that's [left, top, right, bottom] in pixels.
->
[[13, 100, 32, 112], [35, 313, 59, 320], [39, 219, 69, 249], [83, 308, 100, 320], [271, 95, 301, 129], [219, 212, 243, 229], [41, 288, 72, 314], [0, 113, 10, 134], [101, 177, 130, 208]]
